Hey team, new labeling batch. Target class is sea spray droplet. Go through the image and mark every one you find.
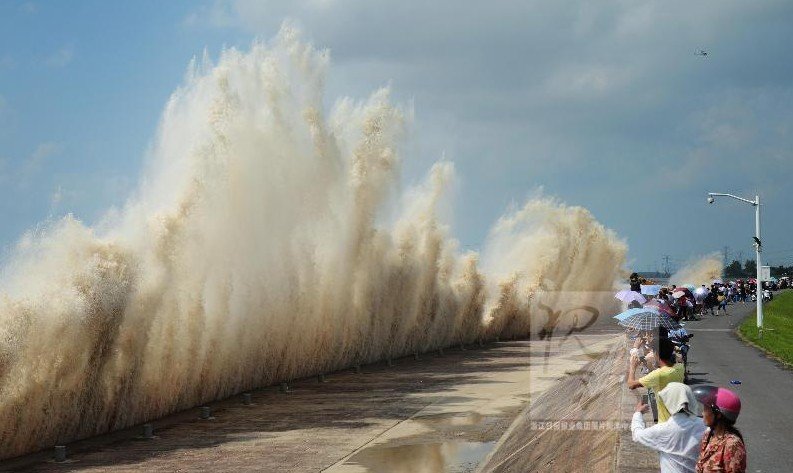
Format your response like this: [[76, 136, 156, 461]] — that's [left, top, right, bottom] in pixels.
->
[[0, 24, 628, 460], [669, 256, 724, 287]]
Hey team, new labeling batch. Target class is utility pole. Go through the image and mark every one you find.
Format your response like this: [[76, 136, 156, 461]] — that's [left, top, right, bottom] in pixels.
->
[[662, 255, 672, 277], [707, 192, 764, 336], [722, 246, 730, 266]]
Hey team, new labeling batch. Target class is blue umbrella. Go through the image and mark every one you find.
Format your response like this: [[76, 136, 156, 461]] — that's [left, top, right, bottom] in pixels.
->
[[613, 307, 653, 321], [613, 307, 681, 331]]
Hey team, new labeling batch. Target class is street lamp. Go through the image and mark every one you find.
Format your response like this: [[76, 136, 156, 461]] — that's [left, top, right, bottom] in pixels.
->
[[707, 192, 764, 336]]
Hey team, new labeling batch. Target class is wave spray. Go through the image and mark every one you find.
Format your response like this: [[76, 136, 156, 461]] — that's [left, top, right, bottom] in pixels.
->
[[670, 254, 724, 286], [0, 26, 626, 458]]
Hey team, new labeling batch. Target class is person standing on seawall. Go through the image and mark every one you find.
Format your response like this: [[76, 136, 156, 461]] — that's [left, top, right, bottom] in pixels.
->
[[630, 272, 642, 292]]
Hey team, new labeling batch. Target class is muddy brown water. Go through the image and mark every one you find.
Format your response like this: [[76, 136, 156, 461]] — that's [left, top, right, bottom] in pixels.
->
[[345, 440, 496, 473]]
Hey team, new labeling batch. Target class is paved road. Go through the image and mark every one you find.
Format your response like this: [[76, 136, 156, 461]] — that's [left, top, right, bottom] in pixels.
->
[[685, 295, 792, 473]]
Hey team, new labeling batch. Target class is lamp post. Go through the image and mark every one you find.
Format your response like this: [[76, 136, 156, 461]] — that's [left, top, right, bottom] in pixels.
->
[[707, 192, 763, 336]]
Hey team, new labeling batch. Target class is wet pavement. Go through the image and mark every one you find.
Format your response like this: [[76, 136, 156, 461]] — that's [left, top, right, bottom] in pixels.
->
[[344, 439, 495, 473], [2, 333, 621, 472]]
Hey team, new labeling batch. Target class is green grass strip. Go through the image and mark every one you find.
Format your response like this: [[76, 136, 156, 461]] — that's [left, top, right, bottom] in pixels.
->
[[739, 290, 793, 365]]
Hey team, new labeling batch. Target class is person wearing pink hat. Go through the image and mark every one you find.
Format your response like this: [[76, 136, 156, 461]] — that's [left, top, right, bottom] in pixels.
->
[[693, 386, 746, 472]]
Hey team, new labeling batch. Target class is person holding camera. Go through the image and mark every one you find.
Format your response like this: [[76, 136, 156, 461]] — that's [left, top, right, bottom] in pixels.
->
[[628, 338, 685, 422], [632, 382, 707, 472]]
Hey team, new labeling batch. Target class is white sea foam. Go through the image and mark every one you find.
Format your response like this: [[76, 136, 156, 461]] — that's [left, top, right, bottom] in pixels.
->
[[0, 26, 626, 457], [670, 254, 724, 286]]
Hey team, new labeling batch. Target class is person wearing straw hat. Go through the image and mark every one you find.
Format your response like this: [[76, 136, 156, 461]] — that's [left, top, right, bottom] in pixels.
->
[[631, 382, 707, 472]]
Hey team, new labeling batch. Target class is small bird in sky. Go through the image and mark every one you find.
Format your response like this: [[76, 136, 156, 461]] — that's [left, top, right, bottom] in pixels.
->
[[695, 49, 708, 57]]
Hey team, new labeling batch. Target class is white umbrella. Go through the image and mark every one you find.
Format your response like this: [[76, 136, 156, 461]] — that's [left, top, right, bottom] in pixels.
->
[[615, 290, 647, 304], [640, 284, 662, 296], [614, 307, 682, 331], [694, 287, 707, 302]]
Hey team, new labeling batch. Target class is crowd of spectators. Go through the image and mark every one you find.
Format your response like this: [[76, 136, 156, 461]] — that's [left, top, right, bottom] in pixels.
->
[[622, 274, 748, 472]]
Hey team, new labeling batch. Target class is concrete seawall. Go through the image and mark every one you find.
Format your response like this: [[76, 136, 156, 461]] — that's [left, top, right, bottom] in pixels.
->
[[479, 336, 659, 472], [1, 332, 660, 472]]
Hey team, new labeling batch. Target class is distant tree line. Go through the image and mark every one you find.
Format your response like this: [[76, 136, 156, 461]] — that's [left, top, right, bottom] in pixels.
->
[[724, 259, 793, 278]]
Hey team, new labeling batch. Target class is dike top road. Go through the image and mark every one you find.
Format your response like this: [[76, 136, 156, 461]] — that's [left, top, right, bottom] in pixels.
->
[[684, 297, 793, 473]]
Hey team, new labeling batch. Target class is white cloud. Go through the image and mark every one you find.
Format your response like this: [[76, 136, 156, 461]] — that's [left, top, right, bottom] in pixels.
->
[[0, 54, 14, 70], [44, 45, 74, 68], [183, 0, 342, 30], [182, 0, 237, 28], [542, 63, 637, 100], [145, 1, 793, 266], [50, 185, 62, 207], [21, 142, 61, 178], [0, 94, 11, 134], [18, 2, 38, 14], [0, 95, 9, 137], [0, 156, 8, 184]]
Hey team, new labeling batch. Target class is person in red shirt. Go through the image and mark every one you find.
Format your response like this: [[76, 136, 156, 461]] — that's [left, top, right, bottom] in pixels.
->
[[675, 295, 690, 321], [693, 386, 746, 472]]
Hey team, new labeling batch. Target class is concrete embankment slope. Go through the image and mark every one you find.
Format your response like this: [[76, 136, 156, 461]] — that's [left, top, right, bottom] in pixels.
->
[[479, 337, 658, 472]]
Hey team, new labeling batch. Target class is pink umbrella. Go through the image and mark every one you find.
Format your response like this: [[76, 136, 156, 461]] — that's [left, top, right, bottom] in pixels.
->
[[615, 290, 647, 304], [645, 299, 676, 318]]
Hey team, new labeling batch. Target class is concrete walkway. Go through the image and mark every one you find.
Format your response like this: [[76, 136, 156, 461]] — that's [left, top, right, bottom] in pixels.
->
[[684, 296, 793, 473], [0, 334, 620, 472]]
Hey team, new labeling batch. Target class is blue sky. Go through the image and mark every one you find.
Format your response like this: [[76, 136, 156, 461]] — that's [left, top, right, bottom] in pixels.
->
[[1, 1, 792, 272]]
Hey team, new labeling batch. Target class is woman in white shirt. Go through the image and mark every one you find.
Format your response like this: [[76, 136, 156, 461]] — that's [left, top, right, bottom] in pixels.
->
[[631, 382, 707, 472]]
